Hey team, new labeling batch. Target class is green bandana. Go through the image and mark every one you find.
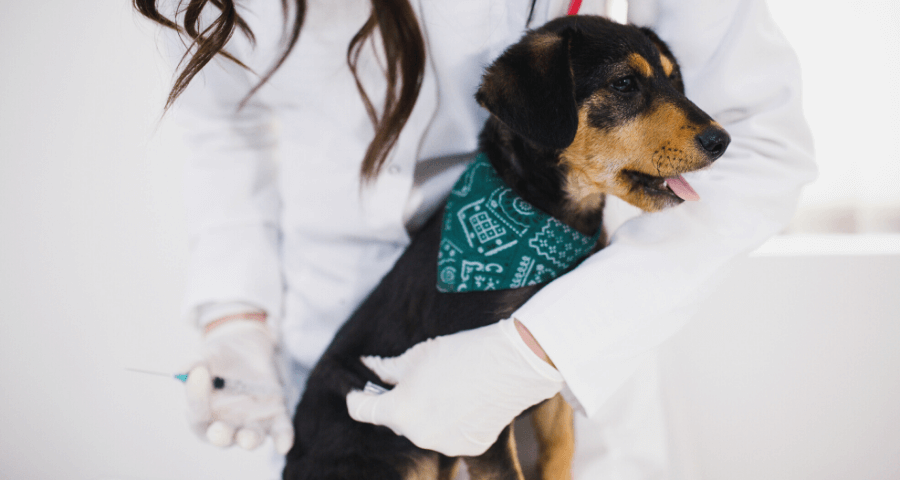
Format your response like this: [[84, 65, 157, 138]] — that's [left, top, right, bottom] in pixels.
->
[[437, 153, 601, 293]]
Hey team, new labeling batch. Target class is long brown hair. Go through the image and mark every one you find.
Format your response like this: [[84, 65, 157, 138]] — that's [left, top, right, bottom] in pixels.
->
[[133, 0, 425, 180]]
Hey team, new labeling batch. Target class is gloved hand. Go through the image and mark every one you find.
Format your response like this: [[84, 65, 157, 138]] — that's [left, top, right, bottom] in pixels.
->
[[184, 318, 293, 454], [346, 318, 564, 456]]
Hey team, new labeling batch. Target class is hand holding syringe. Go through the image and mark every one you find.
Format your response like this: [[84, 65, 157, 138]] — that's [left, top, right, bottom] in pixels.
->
[[127, 364, 385, 452]]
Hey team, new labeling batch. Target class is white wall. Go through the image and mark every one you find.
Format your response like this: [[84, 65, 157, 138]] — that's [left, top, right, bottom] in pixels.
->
[[661, 245, 900, 480], [0, 2, 272, 479], [767, 0, 900, 226], [1, 2, 898, 480]]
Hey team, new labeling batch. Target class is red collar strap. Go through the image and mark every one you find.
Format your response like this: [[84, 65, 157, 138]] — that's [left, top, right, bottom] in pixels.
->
[[567, 0, 582, 15]]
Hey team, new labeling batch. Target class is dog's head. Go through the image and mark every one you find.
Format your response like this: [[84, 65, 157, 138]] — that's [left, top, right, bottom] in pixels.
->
[[476, 16, 729, 213]]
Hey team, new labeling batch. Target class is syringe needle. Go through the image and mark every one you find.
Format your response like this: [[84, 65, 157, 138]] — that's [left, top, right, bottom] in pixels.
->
[[125, 367, 176, 378], [125, 368, 188, 382]]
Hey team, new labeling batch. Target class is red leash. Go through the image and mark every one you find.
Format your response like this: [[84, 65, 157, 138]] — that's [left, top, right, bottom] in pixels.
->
[[567, 0, 582, 15]]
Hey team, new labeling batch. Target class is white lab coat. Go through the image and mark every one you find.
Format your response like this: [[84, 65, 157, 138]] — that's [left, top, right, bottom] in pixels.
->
[[167, 0, 814, 434]]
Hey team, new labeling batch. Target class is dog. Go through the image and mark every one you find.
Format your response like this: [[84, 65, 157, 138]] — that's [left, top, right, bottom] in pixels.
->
[[283, 15, 729, 480]]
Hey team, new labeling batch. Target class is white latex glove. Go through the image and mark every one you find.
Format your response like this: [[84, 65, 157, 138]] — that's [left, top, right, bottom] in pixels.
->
[[346, 318, 564, 456], [184, 318, 294, 454]]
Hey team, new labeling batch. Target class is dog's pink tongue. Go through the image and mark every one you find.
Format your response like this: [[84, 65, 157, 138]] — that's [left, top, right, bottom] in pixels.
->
[[667, 175, 700, 201]]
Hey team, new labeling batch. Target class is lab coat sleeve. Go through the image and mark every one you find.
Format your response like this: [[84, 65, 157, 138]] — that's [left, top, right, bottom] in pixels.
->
[[158, 19, 283, 327], [513, 0, 817, 417]]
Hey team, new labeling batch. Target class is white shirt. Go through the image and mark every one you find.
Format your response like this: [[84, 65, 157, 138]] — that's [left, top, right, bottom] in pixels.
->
[[166, 0, 816, 417]]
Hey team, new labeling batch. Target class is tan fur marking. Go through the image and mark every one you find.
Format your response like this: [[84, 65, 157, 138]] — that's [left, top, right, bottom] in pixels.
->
[[529, 33, 563, 74], [505, 422, 526, 480], [464, 424, 525, 480], [405, 452, 441, 480], [660, 54, 675, 76], [628, 53, 653, 78], [531, 394, 575, 480], [436, 458, 460, 480], [530, 32, 562, 51], [561, 96, 713, 212]]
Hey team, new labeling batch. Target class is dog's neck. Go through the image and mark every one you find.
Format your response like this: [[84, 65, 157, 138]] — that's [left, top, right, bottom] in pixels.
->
[[478, 117, 605, 236]]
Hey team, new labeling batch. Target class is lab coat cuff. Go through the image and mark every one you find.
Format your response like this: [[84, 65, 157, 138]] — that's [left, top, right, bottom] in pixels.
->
[[196, 302, 267, 329], [515, 307, 645, 418]]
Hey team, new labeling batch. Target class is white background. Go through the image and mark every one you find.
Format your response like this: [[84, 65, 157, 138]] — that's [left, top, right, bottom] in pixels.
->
[[770, 1, 900, 232], [1, 1, 898, 479]]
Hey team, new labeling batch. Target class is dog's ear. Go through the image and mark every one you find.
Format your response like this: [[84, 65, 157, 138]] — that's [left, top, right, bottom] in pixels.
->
[[476, 30, 577, 150]]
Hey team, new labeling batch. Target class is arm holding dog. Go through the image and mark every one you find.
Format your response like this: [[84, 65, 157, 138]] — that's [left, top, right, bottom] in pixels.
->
[[516, 0, 817, 416]]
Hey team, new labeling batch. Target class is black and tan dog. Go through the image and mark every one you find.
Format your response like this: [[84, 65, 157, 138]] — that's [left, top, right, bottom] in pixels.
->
[[283, 15, 729, 480]]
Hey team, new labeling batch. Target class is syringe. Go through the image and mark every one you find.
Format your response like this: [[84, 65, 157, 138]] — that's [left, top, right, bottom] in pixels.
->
[[127, 368, 389, 397], [125, 368, 281, 395]]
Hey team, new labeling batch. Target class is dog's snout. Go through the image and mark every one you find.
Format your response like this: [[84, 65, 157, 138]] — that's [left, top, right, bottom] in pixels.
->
[[696, 127, 730, 160]]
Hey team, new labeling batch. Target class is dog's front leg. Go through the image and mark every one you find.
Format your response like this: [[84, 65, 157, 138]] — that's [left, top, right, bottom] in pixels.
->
[[531, 394, 575, 480], [463, 424, 525, 480], [435, 455, 460, 480]]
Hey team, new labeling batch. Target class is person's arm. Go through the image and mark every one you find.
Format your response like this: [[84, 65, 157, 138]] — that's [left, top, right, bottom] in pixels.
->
[[515, 319, 554, 366], [514, 0, 817, 416], [156, 6, 284, 327], [152, 5, 292, 453]]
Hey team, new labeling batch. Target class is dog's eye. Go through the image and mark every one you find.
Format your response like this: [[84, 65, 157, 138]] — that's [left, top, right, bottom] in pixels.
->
[[611, 76, 638, 93]]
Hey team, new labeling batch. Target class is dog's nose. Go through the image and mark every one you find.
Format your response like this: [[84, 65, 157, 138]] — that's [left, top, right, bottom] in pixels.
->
[[696, 126, 731, 160]]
